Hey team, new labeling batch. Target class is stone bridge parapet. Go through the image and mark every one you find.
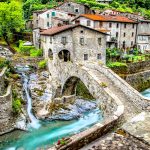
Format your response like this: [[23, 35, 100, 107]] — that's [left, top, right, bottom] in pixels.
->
[[84, 62, 150, 111]]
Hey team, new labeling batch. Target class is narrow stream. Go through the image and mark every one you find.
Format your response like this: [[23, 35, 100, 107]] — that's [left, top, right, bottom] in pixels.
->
[[0, 66, 103, 150]]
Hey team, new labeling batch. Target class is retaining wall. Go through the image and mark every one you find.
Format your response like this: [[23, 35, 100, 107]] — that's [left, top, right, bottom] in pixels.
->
[[0, 85, 13, 134], [0, 67, 7, 95]]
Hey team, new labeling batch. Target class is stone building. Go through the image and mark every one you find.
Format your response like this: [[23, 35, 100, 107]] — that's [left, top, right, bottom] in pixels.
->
[[38, 9, 74, 29], [137, 19, 150, 52], [40, 24, 107, 64], [72, 14, 137, 49], [33, 10, 47, 29], [56, 2, 93, 15]]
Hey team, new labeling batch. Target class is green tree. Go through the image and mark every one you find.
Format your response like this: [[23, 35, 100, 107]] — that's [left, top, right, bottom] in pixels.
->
[[0, 1, 24, 52]]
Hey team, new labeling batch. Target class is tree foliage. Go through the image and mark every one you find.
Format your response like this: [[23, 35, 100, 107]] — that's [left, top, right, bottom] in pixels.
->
[[0, 1, 24, 47]]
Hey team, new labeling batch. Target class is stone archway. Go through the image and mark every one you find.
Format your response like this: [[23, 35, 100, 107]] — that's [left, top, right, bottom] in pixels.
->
[[58, 50, 70, 62], [62, 76, 93, 99]]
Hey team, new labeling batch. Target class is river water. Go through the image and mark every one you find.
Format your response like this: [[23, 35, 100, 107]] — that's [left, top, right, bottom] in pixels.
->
[[141, 88, 150, 98], [0, 66, 103, 150]]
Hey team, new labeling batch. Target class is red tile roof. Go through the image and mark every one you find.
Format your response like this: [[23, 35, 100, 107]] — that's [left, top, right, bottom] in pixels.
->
[[40, 24, 108, 36], [78, 14, 137, 23]]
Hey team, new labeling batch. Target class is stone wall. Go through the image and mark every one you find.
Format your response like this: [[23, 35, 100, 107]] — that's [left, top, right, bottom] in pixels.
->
[[86, 63, 150, 110], [112, 60, 150, 74], [125, 70, 150, 91], [0, 67, 7, 95], [11, 57, 44, 67], [0, 85, 13, 134]]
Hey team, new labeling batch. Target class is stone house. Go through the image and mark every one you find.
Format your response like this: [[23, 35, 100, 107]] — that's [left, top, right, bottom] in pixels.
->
[[137, 19, 150, 52], [40, 24, 107, 64], [137, 34, 150, 53], [33, 10, 47, 29], [38, 9, 75, 29], [72, 14, 137, 49], [56, 2, 93, 15], [33, 9, 75, 48]]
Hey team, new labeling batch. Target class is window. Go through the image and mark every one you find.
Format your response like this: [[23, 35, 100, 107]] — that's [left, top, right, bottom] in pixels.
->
[[109, 23, 112, 28], [36, 20, 38, 25], [47, 22, 49, 27], [99, 22, 103, 28], [131, 41, 133, 46], [132, 24, 134, 29], [47, 13, 49, 18], [97, 54, 101, 59], [51, 12, 56, 17], [116, 32, 118, 38], [132, 32, 134, 37], [124, 32, 126, 37], [68, 3, 71, 6], [87, 20, 91, 26], [116, 23, 119, 28], [80, 30, 84, 33], [84, 54, 88, 60], [75, 8, 79, 13], [80, 38, 84, 45], [123, 41, 125, 48], [98, 38, 101, 45], [50, 37, 52, 44], [124, 24, 126, 28], [61, 37, 67, 45]]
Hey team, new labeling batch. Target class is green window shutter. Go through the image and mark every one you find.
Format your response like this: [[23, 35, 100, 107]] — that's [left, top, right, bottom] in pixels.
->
[[52, 12, 56, 17]]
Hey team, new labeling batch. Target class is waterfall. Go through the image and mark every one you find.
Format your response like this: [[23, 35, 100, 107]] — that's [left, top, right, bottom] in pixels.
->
[[16, 65, 41, 129]]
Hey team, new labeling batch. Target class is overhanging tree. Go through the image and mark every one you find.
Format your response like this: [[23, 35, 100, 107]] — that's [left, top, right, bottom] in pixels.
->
[[0, 1, 24, 53]]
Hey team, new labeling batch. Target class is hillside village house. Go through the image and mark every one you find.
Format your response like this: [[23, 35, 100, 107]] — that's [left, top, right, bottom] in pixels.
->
[[33, 9, 75, 49], [56, 2, 93, 15], [137, 19, 150, 52], [33, 10, 46, 29], [40, 24, 107, 64], [72, 14, 137, 49], [38, 9, 74, 29]]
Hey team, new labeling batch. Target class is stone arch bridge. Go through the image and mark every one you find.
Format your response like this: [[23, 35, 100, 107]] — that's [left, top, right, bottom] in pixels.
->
[[48, 59, 150, 120]]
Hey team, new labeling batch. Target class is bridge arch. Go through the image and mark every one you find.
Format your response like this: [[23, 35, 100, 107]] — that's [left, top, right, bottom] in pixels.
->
[[62, 76, 93, 99], [58, 49, 71, 62]]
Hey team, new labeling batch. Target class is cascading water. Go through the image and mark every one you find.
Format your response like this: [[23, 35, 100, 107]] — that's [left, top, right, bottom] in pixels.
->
[[16, 65, 41, 129], [22, 73, 41, 129]]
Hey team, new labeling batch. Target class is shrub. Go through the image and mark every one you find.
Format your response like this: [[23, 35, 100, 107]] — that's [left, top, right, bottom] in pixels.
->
[[0, 57, 9, 69], [38, 60, 47, 69], [12, 98, 22, 114], [100, 82, 107, 88], [30, 49, 43, 57], [107, 62, 127, 68]]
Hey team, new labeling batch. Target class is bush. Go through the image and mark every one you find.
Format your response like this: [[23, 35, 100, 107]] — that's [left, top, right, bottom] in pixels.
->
[[30, 49, 42, 57], [107, 62, 127, 68], [0, 57, 9, 69], [38, 60, 47, 69], [12, 98, 22, 114]]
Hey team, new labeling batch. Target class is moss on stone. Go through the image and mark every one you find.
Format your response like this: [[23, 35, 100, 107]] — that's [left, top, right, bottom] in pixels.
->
[[76, 81, 94, 100]]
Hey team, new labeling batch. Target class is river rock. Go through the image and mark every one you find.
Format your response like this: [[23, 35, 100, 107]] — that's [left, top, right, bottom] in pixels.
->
[[44, 99, 97, 121]]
